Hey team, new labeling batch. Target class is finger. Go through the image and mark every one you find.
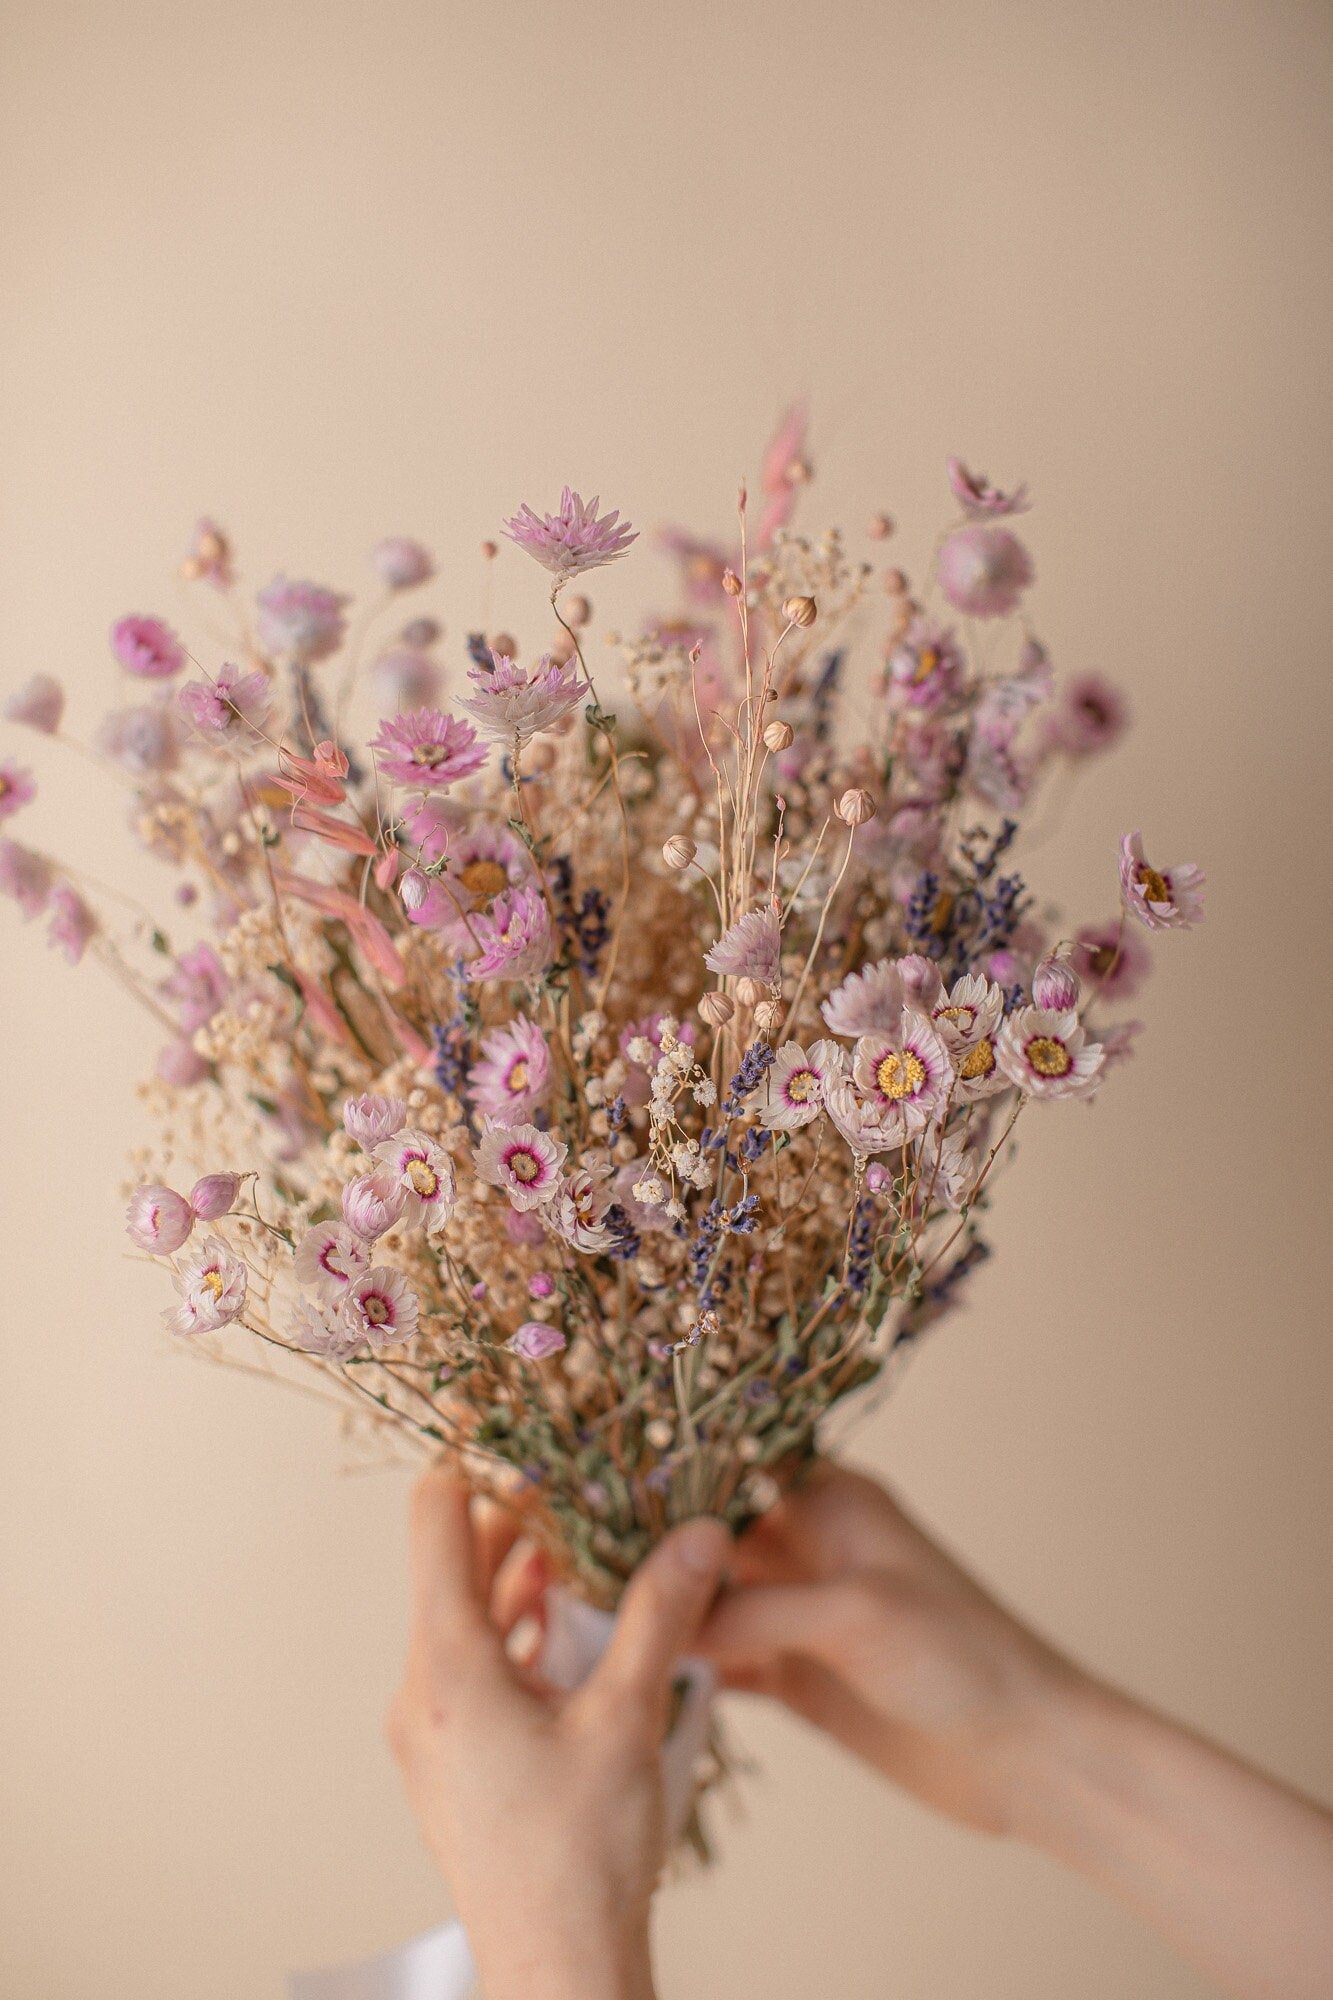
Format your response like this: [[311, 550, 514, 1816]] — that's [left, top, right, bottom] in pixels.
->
[[490, 1539, 552, 1640], [695, 1578, 867, 1677], [472, 1495, 526, 1605], [407, 1464, 494, 1661], [581, 1518, 730, 1731]]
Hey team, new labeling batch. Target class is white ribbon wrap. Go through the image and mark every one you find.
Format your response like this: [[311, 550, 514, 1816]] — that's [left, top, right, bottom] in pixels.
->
[[289, 1588, 716, 2000]]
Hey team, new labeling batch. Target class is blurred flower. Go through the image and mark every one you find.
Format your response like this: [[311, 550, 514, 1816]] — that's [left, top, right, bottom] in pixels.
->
[[111, 615, 185, 679], [822, 957, 905, 1037], [180, 518, 233, 589], [0, 840, 53, 918], [1119, 831, 1206, 931], [46, 883, 97, 964], [161, 944, 227, 1032], [371, 645, 441, 711], [126, 1183, 194, 1254], [371, 537, 434, 590], [0, 762, 35, 821], [178, 660, 273, 741], [4, 675, 63, 734], [156, 1037, 211, 1086], [96, 702, 181, 775], [886, 618, 963, 711], [503, 488, 637, 585], [256, 578, 348, 661], [1046, 673, 1129, 758], [468, 1016, 552, 1125], [945, 458, 1031, 518], [937, 526, 1034, 618], [1072, 918, 1151, 1001], [509, 1320, 567, 1360]]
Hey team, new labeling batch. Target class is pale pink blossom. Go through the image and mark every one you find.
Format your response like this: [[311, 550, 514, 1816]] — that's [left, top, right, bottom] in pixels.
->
[[371, 1129, 457, 1231], [852, 1012, 953, 1136], [370, 708, 487, 789], [1100, 1020, 1144, 1069], [509, 1320, 567, 1360], [178, 660, 273, 740], [997, 1005, 1104, 1099], [503, 488, 637, 585], [342, 1093, 407, 1149], [1045, 673, 1128, 758], [937, 526, 1034, 618], [0, 762, 35, 822], [549, 1163, 616, 1252], [1119, 831, 1206, 931], [898, 954, 945, 1012], [126, 1183, 194, 1254], [371, 537, 434, 590], [822, 957, 905, 1038], [1072, 919, 1151, 1001], [758, 1039, 845, 1130], [931, 972, 1004, 1054], [96, 703, 181, 775], [111, 615, 185, 679], [46, 883, 97, 963], [886, 619, 964, 711], [476, 1121, 567, 1211], [342, 1267, 420, 1348], [256, 578, 348, 662], [161, 944, 227, 1032], [371, 645, 441, 711], [165, 1236, 248, 1334], [704, 905, 781, 985], [464, 886, 554, 981], [917, 1127, 983, 1212], [4, 675, 63, 734], [189, 1172, 241, 1220], [945, 458, 1031, 518], [288, 1297, 361, 1361], [0, 840, 53, 918], [181, 518, 233, 589], [821, 1075, 905, 1159], [468, 1016, 552, 1125], [341, 1169, 408, 1241], [457, 653, 586, 749], [1032, 954, 1081, 1012], [293, 1222, 370, 1303]]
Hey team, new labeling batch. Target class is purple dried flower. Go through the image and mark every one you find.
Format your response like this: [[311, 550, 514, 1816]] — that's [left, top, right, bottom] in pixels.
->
[[111, 616, 185, 679], [937, 526, 1034, 618], [945, 458, 1031, 518], [503, 488, 638, 586], [256, 577, 348, 662], [0, 762, 36, 822], [0, 839, 53, 918], [509, 1320, 567, 1361], [46, 883, 97, 963]]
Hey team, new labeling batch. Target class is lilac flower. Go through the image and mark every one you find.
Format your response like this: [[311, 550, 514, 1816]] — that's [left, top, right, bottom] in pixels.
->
[[704, 905, 781, 985], [256, 577, 348, 662], [997, 1005, 1104, 1099], [945, 458, 1031, 518], [0, 839, 53, 918], [4, 675, 63, 734], [293, 1221, 370, 1303], [371, 646, 441, 712], [370, 708, 487, 789], [161, 943, 227, 1032], [1119, 831, 1206, 931], [1072, 919, 1151, 1002], [475, 1121, 567, 1211], [468, 1016, 552, 1125], [464, 886, 554, 981], [178, 660, 273, 741], [96, 703, 181, 775], [342, 1267, 420, 1348], [371, 536, 434, 590], [111, 615, 185, 679], [341, 1169, 408, 1241], [46, 883, 97, 963], [937, 526, 1034, 618], [503, 488, 638, 585], [1045, 673, 1129, 758], [0, 762, 35, 822], [509, 1320, 567, 1360], [371, 1129, 457, 1232], [342, 1093, 407, 1149], [886, 618, 964, 711], [165, 1236, 248, 1334], [126, 1183, 194, 1254], [457, 653, 586, 749], [189, 1173, 242, 1220]]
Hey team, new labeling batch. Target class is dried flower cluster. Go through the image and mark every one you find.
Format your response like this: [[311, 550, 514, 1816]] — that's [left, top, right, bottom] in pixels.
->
[[2, 419, 1204, 1610]]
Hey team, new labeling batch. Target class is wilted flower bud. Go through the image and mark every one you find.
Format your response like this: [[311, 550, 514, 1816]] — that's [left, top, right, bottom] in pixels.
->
[[782, 594, 818, 628], [836, 787, 876, 826], [734, 975, 768, 1008], [699, 990, 735, 1026], [1032, 953, 1081, 1012], [662, 833, 697, 871], [342, 1093, 407, 1149], [398, 868, 431, 914], [341, 1169, 407, 1240], [722, 568, 743, 597], [762, 719, 794, 752], [189, 1172, 242, 1220], [865, 1162, 892, 1194], [126, 1183, 194, 1254]]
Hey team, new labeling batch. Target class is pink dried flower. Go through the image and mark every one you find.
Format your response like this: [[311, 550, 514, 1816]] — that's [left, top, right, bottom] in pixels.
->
[[272, 739, 349, 806], [189, 1172, 242, 1220], [341, 1169, 408, 1241], [342, 1093, 407, 1148], [821, 1075, 904, 1159], [126, 1183, 194, 1254], [342, 1267, 420, 1348], [996, 1006, 1104, 1099], [528, 1272, 556, 1300], [852, 1012, 953, 1136], [704, 905, 781, 985], [96, 703, 181, 775], [468, 1016, 552, 1125], [1072, 919, 1151, 1001], [256, 578, 348, 662], [371, 537, 434, 590], [0, 762, 36, 821], [822, 957, 905, 1038], [161, 944, 227, 1032], [1046, 673, 1129, 758], [370, 708, 486, 789], [945, 458, 1031, 518], [181, 518, 233, 590], [399, 867, 458, 931], [1100, 1020, 1145, 1068], [1032, 954, 1081, 1012], [371, 1129, 457, 1232], [937, 526, 1034, 618], [757, 1039, 845, 1131], [293, 1221, 370, 1303], [886, 619, 964, 711], [476, 1121, 567, 1211], [46, 883, 97, 964], [930, 973, 1006, 1102], [509, 1320, 568, 1360], [289, 1297, 360, 1361], [165, 1236, 248, 1334], [457, 653, 586, 749], [371, 646, 442, 711], [0, 840, 53, 918], [178, 660, 273, 740], [111, 615, 185, 679], [503, 488, 638, 585], [1119, 831, 1206, 931], [549, 1163, 616, 1253], [4, 675, 63, 734], [464, 886, 554, 981]]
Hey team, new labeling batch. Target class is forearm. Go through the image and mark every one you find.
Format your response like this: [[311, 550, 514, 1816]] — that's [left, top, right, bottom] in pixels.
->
[[1014, 1673, 1333, 2000], [465, 1898, 656, 2000]]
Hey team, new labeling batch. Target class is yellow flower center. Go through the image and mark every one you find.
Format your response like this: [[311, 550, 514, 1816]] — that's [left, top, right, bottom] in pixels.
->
[[406, 1160, 439, 1196], [459, 858, 509, 898], [959, 1038, 995, 1080], [202, 1268, 225, 1301], [936, 1004, 976, 1033], [507, 1059, 529, 1093], [1026, 1035, 1071, 1078], [0, 775, 9, 800], [876, 1050, 926, 1100], [786, 1069, 816, 1102], [912, 646, 939, 684], [511, 1151, 540, 1183], [364, 1294, 390, 1324], [1136, 863, 1170, 903], [412, 742, 448, 766]]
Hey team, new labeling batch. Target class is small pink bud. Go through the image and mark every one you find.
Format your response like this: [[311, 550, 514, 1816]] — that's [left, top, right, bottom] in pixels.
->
[[1032, 954, 1081, 1012], [865, 1163, 892, 1195], [126, 1184, 194, 1254], [189, 1172, 241, 1220], [509, 1320, 567, 1360], [342, 1094, 407, 1149], [341, 1169, 407, 1240], [528, 1272, 556, 1300], [370, 537, 433, 591]]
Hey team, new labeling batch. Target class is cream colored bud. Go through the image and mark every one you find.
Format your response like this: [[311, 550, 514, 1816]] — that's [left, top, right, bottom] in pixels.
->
[[836, 787, 876, 827], [490, 631, 518, 659], [753, 1000, 782, 1036], [867, 513, 895, 541], [762, 718, 794, 752], [786, 457, 811, 485], [699, 990, 735, 1027], [782, 594, 818, 628], [662, 833, 697, 871], [563, 594, 592, 627], [734, 976, 768, 1008], [722, 568, 743, 597]]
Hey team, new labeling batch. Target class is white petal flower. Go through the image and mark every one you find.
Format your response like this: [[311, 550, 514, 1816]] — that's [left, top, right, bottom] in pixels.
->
[[166, 1236, 248, 1335], [372, 1129, 457, 1232]]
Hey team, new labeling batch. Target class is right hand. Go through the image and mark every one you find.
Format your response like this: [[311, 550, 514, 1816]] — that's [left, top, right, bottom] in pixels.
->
[[697, 1461, 1081, 1835]]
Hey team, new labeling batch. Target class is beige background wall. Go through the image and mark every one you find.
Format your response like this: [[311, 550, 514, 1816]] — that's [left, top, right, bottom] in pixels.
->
[[1, 2, 1330, 1995]]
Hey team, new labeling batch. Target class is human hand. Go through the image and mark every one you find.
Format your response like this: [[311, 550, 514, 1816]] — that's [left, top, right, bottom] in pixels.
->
[[387, 1467, 730, 2000]]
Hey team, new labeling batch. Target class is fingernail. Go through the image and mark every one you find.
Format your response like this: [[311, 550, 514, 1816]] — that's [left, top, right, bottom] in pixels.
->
[[673, 1517, 731, 1575]]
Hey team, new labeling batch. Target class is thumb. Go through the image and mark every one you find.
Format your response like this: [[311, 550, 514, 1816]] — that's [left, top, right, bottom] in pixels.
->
[[697, 1578, 861, 1680], [584, 1517, 731, 1729]]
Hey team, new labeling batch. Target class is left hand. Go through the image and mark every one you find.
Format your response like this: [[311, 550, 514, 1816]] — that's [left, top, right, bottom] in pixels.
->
[[387, 1467, 730, 2000]]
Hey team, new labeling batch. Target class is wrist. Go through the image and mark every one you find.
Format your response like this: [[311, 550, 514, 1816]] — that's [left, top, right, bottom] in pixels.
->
[[470, 1904, 655, 2000], [1000, 1658, 1142, 1863]]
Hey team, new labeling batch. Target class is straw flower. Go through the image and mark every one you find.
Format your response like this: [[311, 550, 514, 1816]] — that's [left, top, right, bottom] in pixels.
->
[[457, 653, 586, 749], [294, 1222, 370, 1303], [342, 1093, 407, 1149], [704, 906, 781, 985], [758, 1039, 845, 1130], [476, 1122, 567, 1211], [997, 1006, 1104, 1099], [468, 1017, 552, 1126], [503, 488, 637, 585], [370, 708, 487, 789], [0, 762, 35, 822], [166, 1237, 248, 1334], [126, 1183, 194, 1254], [342, 1267, 420, 1349], [1119, 831, 1206, 931], [371, 1129, 457, 1232], [852, 1012, 953, 1135], [464, 887, 554, 981]]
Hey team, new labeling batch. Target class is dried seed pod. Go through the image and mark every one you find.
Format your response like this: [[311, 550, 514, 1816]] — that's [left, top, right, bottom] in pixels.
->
[[722, 568, 743, 596], [490, 631, 518, 659], [562, 594, 592, 627], [699, 990, 735, 1026], [836, 787, 876, 827], [662, 833, 697, 871], [868, 513, 895, 540], [753, 999, 782, 1035], [762, 719, 794, 752], [734, 975, 768, 1008], [782, 594, 817, 628]]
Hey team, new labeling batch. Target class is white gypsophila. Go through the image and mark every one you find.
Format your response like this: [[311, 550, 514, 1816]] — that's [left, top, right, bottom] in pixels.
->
[[757, 1039, 846, 1130], [166, 1236, 248, 1335]]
